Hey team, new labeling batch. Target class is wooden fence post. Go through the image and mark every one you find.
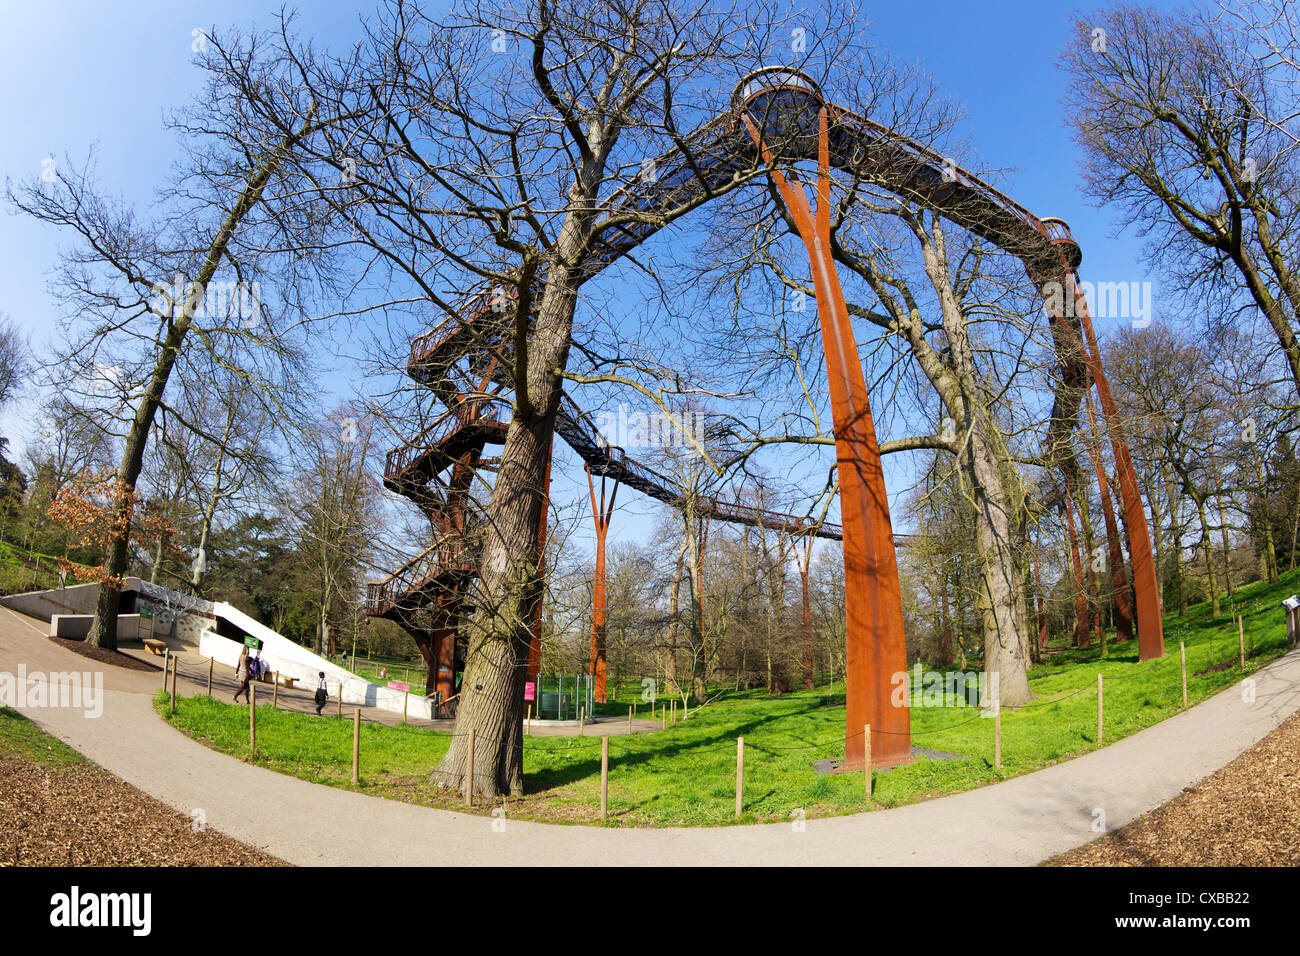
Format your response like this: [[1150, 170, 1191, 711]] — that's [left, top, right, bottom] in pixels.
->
[[338, 685, 343, 718], [1180, 641, 1188, 709], [600, 736, 609, 820], [249, 681, 256, 754], [994, 704, 1002, 770], [169, 657, 177, 714], [1097, 673, 1103, 746], [352, 708, 360, 785], [272, 674, 279, 709], [735, 736, 744, 818], [864, 724, 872, 801], [464, 728, 475, 807], [1238, 616, 1246, 670], [578, 706, 584, 736], [206, 658, 213, 698]]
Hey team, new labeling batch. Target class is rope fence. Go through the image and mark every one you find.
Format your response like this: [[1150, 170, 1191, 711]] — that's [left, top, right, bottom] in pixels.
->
[[156, 612, 1284, 820]]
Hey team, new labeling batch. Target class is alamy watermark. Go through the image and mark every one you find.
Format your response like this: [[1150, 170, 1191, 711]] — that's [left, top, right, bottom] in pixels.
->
[[890, 664, 999, 710], [0, 665, 104, 718], [593, 404, 706, 452], [148, 273, 262, 328], [1041, 279, 1153, 329]]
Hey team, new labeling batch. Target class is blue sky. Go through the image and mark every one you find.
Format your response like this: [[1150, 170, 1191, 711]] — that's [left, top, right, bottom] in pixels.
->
[[0, 0, 1192, 562]]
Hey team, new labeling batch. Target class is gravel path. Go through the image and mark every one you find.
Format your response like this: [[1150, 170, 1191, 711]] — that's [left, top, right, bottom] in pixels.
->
[[0, 709, 284, 867], [1050, 709, 1300, 866]]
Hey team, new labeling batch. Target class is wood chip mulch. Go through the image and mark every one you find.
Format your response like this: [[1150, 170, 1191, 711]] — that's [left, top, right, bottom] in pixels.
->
[[1050, 710, 1300, 866], [47, 636, 159, 672], [0, 755, 287, 867]]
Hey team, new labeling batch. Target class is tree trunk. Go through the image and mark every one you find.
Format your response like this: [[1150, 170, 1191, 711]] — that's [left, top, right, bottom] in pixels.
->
[[429, 195, 594, 795]]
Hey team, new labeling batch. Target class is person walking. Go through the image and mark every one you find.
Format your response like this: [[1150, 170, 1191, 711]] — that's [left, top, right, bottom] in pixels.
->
[[234, 646, 251, 704], [314, 672, 328, 716]]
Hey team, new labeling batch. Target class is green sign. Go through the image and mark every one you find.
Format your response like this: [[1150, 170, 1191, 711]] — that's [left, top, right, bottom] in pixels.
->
[[244, 636, 259, 648], [139, 605, 154, 620]]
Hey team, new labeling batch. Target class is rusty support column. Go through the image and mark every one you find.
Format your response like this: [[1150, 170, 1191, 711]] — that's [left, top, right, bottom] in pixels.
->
[[1031, 545, 1048, 651], [1082, 390, 1133, 642], [586, 464, 619, 704], [745, 108, 910, 769], [1069, 275, 1163, 659], [1058, 479, 1090, 648]]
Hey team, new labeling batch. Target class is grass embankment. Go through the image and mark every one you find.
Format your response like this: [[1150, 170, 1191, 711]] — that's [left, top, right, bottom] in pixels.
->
[[156, 569, 1297, 827], [0, 541, 64, 596]]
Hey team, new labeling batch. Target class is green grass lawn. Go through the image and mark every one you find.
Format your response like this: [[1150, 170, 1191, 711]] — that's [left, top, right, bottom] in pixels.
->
[[155, 568, 1297, 827], [0, 706, 89, 768]]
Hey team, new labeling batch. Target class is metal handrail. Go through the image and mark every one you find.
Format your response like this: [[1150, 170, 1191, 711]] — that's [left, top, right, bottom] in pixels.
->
[[384, 398, 510, 480]]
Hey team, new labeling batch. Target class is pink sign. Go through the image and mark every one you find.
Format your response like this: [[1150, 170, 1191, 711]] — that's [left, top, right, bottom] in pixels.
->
[[387, 681, 410, 692], [524, 681, 536, 702]]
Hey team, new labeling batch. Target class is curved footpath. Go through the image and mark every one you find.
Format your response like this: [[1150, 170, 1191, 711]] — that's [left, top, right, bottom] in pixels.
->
[[3, 606, 1298, 866]]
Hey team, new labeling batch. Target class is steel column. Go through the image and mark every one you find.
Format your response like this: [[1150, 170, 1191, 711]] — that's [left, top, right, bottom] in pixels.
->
[[1069, 276, 1164, 659], [745, 109, 910, 769], [1057, 478, 1090, 648], [1082, 389, 1133, 642], [1031, 546, 1048, 651], [586, 464, 619, 703]]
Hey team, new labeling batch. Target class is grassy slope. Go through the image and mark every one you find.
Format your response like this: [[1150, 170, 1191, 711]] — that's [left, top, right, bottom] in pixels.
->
[[155, 568, 1298, 827], [0, 706, 90, 767]]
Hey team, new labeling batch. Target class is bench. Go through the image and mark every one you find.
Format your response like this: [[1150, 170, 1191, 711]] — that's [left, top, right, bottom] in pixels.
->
[[275, 673, 298, 689], [142, 639, 168, 657]]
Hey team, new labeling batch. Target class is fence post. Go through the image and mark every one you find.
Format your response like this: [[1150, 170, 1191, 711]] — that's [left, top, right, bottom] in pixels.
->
[[526, 704, 532, 736], [1238, 616, 1246, 670], [402, 690, 408, 725], [735, 736, 744, 818], [994, 703, 1002, 770], [162, 649, 170, 691], [1097, 673, 1103, 746], [864, 724, 872, 801], [600, 736, 609, 820], [578, 706, 584, 736], [249, 681, 256, 754], [352, 708, 360, 785], [206, 658, 213, 698], [338, 684, 343, 718], [169, 656, 177, 714], [1180, 641, 1188, 709], [465, 728, 475, 807], [273, 674, 279, 710]]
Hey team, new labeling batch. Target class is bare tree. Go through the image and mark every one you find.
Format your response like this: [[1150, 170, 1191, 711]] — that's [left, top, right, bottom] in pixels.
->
[[7, 24, 353, 648]]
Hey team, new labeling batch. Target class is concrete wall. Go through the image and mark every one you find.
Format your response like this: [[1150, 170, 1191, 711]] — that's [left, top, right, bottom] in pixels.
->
[[50, 613, 141, 640], [4, 581, 102, 620]]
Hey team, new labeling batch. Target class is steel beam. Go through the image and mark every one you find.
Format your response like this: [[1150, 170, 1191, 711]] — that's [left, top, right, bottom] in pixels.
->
[[745, 108, 910, 769], [587, 464, 619, 703], [1069, 276, 1164, 659]]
